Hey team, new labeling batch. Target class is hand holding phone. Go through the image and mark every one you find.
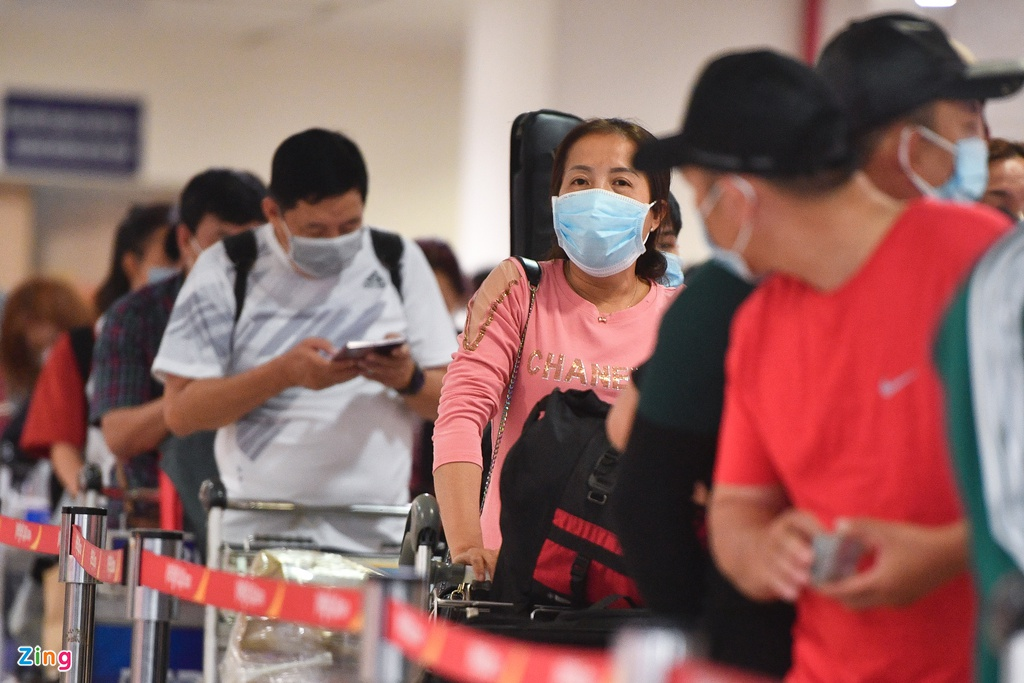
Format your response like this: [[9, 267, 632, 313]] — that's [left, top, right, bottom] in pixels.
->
[[811, 532, 866, 585], [331, 335, 407, 361]]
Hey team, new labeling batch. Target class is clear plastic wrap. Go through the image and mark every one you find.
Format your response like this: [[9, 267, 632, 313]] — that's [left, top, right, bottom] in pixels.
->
[[220, 549, 382, 683]]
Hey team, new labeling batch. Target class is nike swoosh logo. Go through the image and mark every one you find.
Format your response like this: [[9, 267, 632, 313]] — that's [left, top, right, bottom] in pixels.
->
[[878, 369, 918, 398]]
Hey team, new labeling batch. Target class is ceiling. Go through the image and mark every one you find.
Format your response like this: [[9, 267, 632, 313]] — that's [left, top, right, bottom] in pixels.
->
[[0, 0, 471, 51]]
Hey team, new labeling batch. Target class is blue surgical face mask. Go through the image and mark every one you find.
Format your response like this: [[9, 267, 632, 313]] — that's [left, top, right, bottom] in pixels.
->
[[284, 221, 364, 279], [697, 175, 761, 283], [551, 189, 654, 278], [147, 266, 179, 284], [898, 126, 988, 202], [659, 251, 685, 287]]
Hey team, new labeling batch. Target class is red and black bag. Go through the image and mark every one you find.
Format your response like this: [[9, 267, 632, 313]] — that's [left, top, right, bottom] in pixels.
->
[[491, 388, 643, 610]]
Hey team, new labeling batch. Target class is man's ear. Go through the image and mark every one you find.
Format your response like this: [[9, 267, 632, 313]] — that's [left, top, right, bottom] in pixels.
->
[[121, 251, 141, 286], [262, 196, 281, 222], [175, 224, 191, 256]]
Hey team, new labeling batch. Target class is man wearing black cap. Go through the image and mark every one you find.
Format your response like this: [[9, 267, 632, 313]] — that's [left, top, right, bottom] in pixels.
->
[[630, 48, 1009, 681], [816, 12, 1024, 203]]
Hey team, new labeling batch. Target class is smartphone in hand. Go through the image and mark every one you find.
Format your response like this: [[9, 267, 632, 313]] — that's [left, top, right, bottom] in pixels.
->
[[810, 532, 866, 585], [331, 335, 406, 361]]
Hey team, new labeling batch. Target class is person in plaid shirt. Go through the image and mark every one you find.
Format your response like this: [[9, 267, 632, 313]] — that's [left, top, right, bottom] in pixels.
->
[[89, 169, 266, 530]]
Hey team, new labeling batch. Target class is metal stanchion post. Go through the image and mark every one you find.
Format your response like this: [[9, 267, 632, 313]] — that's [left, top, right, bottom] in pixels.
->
[[360, 568, 423, 683], [199, 479, 227, 683], [59, 506, 107, 683], [126, 529, 183, 683], [611, 624, 691, 683]]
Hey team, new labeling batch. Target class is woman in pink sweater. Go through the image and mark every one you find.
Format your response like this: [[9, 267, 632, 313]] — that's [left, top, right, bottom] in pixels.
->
[[433, 118, 677, 580]]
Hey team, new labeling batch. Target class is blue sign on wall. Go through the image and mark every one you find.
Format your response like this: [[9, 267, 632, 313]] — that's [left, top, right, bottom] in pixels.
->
[[3, 91, 142, 175]]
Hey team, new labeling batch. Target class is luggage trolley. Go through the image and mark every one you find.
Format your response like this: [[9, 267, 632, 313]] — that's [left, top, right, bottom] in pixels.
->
[[197, 480, 441, 683]]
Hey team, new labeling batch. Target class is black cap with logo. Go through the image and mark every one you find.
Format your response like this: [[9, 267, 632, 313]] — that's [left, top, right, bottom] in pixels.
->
[[816, 13, 1024, 135], [634, 49, 855, 177]]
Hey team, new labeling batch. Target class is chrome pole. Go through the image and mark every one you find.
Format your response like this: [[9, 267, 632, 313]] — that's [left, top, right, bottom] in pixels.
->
[[199, 479, 227, 683], [127, 529, 182, 683], [360, 568, 422, 683], [58, 506, 107, 683]]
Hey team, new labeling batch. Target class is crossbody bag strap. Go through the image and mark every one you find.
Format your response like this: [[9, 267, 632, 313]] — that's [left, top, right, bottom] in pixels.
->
[[479, 257, 541, 510]]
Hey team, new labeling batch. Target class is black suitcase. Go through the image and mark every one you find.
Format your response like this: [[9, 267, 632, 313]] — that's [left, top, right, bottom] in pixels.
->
[[509, 109, 582, 260]]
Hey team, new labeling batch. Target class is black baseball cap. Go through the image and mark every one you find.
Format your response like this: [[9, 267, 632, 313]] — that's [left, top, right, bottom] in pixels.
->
[[817, 13, 1024, 134], [634, 49, 854, 177]]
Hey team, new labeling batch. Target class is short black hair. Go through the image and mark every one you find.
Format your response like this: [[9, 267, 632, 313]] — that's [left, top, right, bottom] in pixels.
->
[[179, 168, 267, 233], [269, 128, 368, 211]]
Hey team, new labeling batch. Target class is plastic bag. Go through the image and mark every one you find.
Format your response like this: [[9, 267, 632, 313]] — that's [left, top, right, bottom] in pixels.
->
[[220, 549, 381, 683]]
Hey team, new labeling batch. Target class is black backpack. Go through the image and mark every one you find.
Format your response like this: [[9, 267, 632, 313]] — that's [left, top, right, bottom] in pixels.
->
[[491, 388, 642, 610]]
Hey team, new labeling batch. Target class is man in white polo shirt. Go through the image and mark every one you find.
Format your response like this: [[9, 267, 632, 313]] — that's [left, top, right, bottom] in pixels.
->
[[153, 128, 456, 551]]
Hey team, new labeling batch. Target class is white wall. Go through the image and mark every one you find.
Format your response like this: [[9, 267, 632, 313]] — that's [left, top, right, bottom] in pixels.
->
[[1, 0, 1023, 286], [452, 0, 806, 271], [456, 0, 558, 273], [0, 2, 463, 287], [548, 0, 804, 267]]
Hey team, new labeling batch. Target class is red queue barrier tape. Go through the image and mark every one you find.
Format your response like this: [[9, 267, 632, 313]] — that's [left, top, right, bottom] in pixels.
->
[[138, 551, 364, 632], [387, 600, 614, 683], [70, 525, 124, 585], [0, 514, 60, 555], [0, 514, 771, 683]]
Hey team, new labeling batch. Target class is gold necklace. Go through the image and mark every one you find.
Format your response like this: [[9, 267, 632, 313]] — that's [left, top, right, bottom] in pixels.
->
[[597, 277, 640, 324]]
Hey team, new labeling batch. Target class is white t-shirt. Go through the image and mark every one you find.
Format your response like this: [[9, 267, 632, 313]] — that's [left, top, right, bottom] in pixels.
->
[[152, 223, 456, 551]]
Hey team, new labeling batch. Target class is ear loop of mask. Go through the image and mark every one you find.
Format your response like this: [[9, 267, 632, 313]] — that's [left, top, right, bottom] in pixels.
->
[[726, 175, 757, 255], [898, 126, 954, 198], [702, 176, 757, 251]]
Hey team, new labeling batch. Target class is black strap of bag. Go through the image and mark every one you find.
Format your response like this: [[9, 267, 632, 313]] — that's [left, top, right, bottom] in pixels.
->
[[369, 228, 405, 298], [223, 227, 406, 325], [479, 256, 541, 509]]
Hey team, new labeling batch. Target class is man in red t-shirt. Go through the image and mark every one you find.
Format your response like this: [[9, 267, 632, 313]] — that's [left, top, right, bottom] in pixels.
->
[[634, 48, 1012, 681]]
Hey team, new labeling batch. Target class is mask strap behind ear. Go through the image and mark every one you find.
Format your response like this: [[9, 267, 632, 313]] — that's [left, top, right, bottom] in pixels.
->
[[727, 175, 757, 255], [898, 127, 939, 198], [699, 182, 725, 217]]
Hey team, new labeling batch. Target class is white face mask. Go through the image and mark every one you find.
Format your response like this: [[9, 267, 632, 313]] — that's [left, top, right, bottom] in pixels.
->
[[551, 189, 654, 278], [660, 251, 685, 287], [898, 125, 989, 202], [697, 175, 761, 283], [282, 220, 364, 279], [147, 266, 179, 285]]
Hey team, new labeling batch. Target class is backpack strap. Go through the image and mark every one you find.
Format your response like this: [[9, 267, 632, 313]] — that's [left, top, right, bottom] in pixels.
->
[[222, 230, 258, 323], [586, 447, 622, 505], [67, 326, 94, 384], [369, 228, 405, 301]]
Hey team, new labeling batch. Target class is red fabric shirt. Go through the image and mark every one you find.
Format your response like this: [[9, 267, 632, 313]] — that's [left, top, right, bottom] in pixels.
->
[[714, 199, 1008, 682], [21, 332, 87, 457]]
